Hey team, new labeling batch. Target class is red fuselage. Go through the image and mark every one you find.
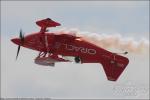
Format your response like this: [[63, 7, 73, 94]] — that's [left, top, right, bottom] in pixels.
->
[[11, 32, 115, 63]]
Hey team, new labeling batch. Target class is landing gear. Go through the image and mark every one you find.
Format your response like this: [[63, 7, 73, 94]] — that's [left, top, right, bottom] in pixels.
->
[[35, 52, 56, 66], [74, 56, 81, 63], [38, 52, 47, 58], [37, 51, 53, 58]]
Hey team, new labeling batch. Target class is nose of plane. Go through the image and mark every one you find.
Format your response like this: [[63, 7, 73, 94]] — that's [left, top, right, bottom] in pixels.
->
[[11, 38, 21, 45]]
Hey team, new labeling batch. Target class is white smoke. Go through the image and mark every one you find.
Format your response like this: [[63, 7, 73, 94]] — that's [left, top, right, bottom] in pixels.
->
[[55, 28, 149, 54]]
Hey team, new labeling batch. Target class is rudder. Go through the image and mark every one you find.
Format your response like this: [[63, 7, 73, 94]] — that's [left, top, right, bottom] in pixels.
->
[[101, 54, 129, 81]]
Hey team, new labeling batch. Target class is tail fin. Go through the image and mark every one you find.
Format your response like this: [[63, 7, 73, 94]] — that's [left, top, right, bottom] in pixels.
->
[[101, 54, 129, 81]]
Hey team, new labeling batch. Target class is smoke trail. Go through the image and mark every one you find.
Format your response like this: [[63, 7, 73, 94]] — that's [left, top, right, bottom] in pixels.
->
[[56, 28, 149, 54]]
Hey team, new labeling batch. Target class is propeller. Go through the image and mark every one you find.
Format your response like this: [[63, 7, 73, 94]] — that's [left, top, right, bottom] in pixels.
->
[[16, 29, 24, 60]]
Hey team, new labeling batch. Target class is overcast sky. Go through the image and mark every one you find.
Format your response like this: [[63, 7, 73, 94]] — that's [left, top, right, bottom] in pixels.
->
[[1, 1, 149, 99]]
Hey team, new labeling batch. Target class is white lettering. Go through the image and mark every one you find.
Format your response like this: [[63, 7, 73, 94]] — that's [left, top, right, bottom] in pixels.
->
[[54, 42, 97, 55], [88, 49, 97, 55]]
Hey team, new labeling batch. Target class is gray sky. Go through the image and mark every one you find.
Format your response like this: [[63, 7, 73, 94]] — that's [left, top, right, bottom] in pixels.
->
[[1, 1, 149, 99]]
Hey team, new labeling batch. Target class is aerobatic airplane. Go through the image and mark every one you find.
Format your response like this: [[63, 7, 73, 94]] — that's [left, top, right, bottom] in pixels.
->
[[11, 18, 129, 81]]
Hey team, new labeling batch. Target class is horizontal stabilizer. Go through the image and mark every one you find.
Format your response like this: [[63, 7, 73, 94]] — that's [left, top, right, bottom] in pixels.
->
[[36, 18, 61, 28]]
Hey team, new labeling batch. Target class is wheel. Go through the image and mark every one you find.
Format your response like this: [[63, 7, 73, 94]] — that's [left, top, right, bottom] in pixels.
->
[[74, 56, 81, 63]]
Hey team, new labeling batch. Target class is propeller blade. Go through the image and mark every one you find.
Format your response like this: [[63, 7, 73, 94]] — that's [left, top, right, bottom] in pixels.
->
[[16, 29, 25, 60], [16, 45, 21, 60], [19, 29, 24, 42]]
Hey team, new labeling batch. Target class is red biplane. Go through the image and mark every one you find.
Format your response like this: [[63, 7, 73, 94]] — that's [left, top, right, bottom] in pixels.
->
[[11, 18, 129, 81]]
